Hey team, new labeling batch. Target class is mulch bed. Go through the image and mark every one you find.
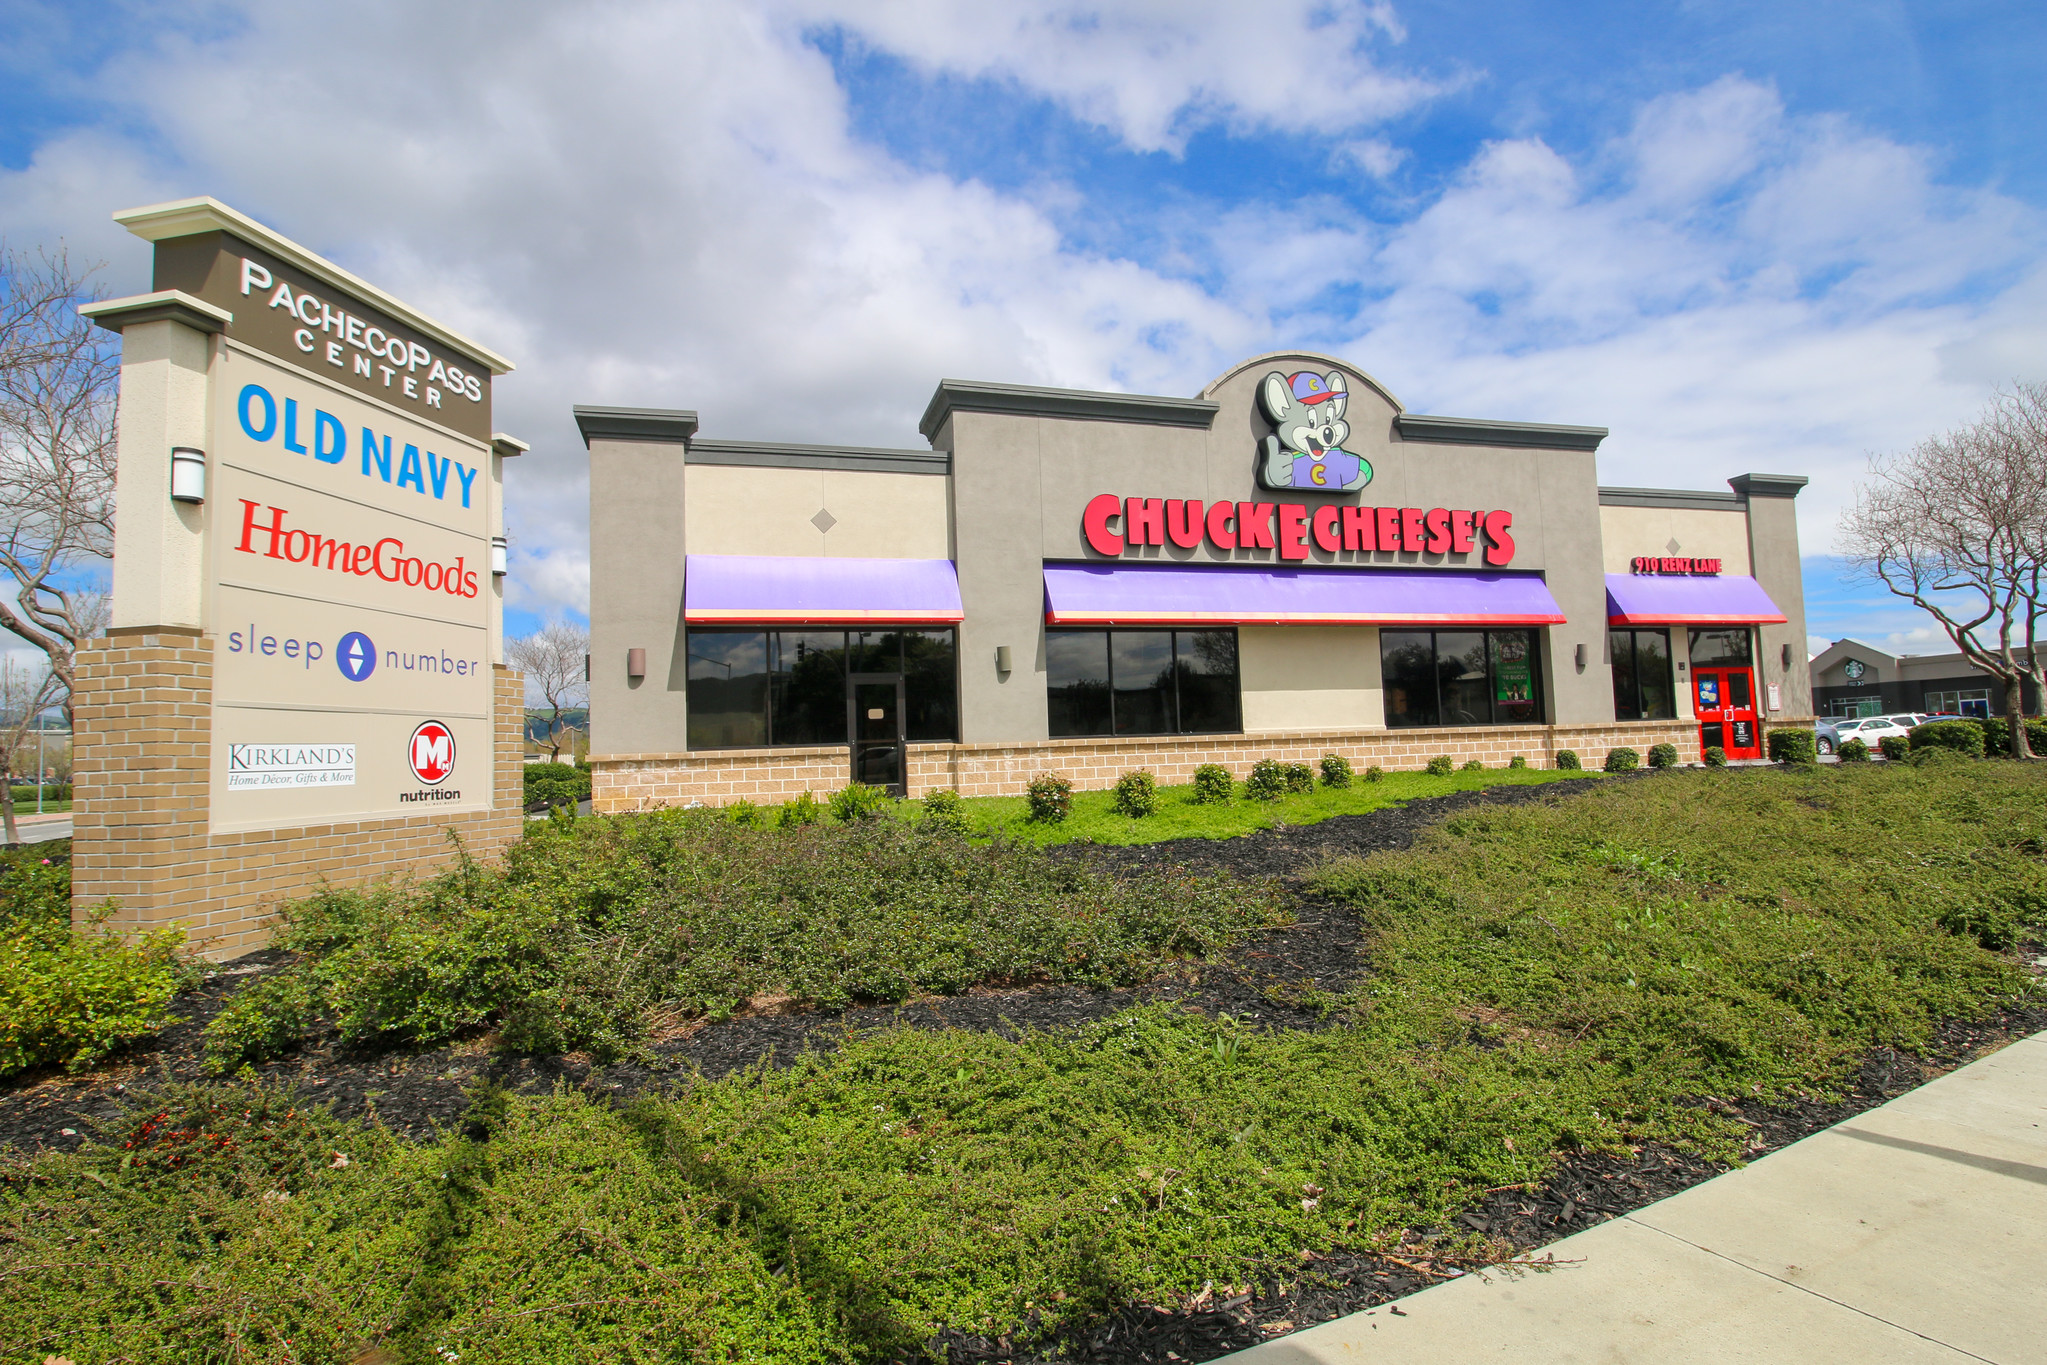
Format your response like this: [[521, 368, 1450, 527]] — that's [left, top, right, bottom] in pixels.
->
[[5, 772, 2044, 1364]]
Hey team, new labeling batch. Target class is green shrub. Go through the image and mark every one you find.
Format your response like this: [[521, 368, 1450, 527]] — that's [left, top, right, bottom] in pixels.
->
[[523, 761, 590, 811], [1555, 750, 1581, 771], [1461, 758, 1484, 772], [1191, 764, 1233, 804], [1425, 755, 1454, 776], [1365, 765, 1385, 782], [1767, 728, 1817, 765], [1648, 743, 1679, 769], [1026, 773, 1073, 823], [1604, 747, 1640, 773], [201, 972, 325, 1074], [724, 799, 762, 827], [1879, 734, 1910, 762], [1, 914, 193, 1077], [1112, 770, 1160, 818], [1508, 755, 1528, 769], [920, 787, 970, 835], [1910, 746, 1971, 770], [1243, 759, 1289, 801], [779, 791, 824, 827], [1838, 736, 1871, 763], [1319, 753, 1353, 788], [0, 842, 71, 935], [830, 783, 890, 823], [1910, 719, 1984, 759], [1704, 745, 1727, 767], [1284, 762, 1315, 794], [6, 783, 69, 804], [1972, 717, 2047, 757]]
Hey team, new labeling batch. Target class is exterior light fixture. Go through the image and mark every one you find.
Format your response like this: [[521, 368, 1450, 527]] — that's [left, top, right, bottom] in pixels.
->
[[170, 446, 206, 503], [995, 645, 1012, 673], [490, 536, 508, 576], [1781, 642, 1793, 669], [626, 648, 646, 679], [1574, 642, 1587, 671]]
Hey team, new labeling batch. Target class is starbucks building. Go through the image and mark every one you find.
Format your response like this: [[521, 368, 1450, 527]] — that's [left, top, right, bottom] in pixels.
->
[[580, 354, 1809, 808]]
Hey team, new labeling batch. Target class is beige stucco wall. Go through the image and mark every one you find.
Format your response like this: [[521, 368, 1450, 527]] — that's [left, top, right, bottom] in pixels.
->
[[683, 465, 951, 558], [109, 320, 213, 629], [1238, 625, 1384, 732], [1598, 505, 1752, 574]]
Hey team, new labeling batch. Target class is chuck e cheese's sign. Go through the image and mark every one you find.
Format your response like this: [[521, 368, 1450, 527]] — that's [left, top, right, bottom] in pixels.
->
[[1082, 495, 1518, 565]]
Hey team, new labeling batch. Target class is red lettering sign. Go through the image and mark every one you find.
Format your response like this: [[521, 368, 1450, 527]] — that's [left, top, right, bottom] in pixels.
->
[[234, 499, 479, 598], [1630, 555, 1722, 575], [1078, 494, 1518, 565]]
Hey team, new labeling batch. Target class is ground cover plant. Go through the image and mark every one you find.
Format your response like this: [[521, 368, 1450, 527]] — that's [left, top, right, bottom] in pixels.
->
[[199, 814, 1286, 1072], [7, 761, 2043, 1363]]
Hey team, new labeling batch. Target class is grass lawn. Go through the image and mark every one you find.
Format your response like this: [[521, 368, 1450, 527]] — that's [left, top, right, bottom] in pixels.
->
[[5, 761, 2044, 1361], [954, 765, 1597, 846]]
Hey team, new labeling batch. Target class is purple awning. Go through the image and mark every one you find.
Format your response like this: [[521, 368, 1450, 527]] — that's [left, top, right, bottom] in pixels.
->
[[684, 555, 963, 624], [1605, 573, 1786, 626], [1041, 562, 1567, 626]]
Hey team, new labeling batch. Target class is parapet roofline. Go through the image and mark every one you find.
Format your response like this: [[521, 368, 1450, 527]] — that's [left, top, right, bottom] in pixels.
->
[[1397, 414, 1607, 451], [1599, 486, 1746, 511], [574, 406, 699, 447], [689, 439, 948, 475], [113, 197, 514, 376], [920, 379, 1220, 442]]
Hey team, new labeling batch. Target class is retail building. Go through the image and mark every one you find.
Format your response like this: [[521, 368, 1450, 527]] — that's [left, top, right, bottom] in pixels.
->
[[580, 353, 1810, 808], [1810, 639, 2042, 719]]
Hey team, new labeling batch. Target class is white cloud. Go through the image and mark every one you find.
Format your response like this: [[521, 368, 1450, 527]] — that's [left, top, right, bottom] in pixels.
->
[[0, 9, 2037, 633]]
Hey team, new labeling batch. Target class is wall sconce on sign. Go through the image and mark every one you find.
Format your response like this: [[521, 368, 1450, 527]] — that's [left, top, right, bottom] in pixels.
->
[[169, 446, 206, 503], [995, 645, 1012, 674], [626, 648, 646, 679], [490, 536, 508, 576], [1574, 642, 1587, 672]]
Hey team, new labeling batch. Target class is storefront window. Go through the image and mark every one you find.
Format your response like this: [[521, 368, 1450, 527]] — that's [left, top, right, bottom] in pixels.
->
[[686, 631, 769, 748], [1046, 628, 1241, 737], [1923, 688, 1991, 718], [1381, 629, 1544, 728], [1609, 629, 1675, 721], [1689, 628, 1752, 667], [686, 628, 957, 749]]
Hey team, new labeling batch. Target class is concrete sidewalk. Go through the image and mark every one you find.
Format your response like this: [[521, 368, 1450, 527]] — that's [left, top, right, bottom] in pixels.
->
[[1223, 1031, 2047, 1364]]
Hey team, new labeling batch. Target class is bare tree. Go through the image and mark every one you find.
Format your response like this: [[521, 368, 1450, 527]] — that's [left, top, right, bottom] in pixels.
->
[[507, 620, 590, 761], [0, 654, 62, 845], [0, 245, 119, 724], [1840, 382, 2047, 758]]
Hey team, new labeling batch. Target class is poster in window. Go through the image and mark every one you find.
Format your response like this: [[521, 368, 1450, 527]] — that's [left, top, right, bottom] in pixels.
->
[[1697, 677, 1720, 708], [1493, 635, 1533, 707]]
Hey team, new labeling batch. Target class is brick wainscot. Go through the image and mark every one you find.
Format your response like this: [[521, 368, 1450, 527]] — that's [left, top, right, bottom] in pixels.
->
[[592, 719, 1701, 811]]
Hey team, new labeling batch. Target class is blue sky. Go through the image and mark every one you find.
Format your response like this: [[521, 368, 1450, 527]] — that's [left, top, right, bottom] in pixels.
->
[[1, 0, 2041, 661]]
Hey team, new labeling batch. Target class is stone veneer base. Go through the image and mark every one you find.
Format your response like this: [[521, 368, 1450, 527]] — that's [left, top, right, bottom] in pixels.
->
[[592, 720, 1705, 811], [70, 630, 526, 960]]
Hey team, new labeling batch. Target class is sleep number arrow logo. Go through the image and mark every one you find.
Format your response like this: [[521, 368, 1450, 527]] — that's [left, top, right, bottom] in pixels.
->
[[337, 631, 377, 682]]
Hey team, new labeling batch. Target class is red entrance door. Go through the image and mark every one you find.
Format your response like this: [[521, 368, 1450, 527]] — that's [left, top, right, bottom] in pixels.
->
[[1695, 667, 1762, 759]]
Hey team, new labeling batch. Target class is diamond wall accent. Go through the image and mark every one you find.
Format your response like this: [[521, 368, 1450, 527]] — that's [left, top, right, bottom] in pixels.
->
[[811, 508, 837, 533]]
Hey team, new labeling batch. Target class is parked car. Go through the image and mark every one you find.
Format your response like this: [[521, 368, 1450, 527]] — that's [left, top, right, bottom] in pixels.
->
[[1835, 716, 1917, 746], [1813, 718, 1839, 756]]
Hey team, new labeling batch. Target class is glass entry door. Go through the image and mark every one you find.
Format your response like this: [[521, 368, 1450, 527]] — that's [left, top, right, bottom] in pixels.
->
[[848, 674, 907, 795], [1695, 667, 1762, 759]]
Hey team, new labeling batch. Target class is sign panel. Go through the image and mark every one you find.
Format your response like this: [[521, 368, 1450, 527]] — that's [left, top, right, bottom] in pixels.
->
[[205, 343, 493, 833], [155, 231, 494, 442]]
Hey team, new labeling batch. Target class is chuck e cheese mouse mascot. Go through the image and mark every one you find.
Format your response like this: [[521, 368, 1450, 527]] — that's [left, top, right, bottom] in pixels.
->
[[1258, 370, 1372, 492]]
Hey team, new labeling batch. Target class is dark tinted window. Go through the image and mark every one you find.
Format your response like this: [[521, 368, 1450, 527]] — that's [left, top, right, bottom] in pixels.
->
[[1175, 630, 1241, 732], [902, 630, 959, 742], [687, 631, 768, 748], [1609, 629, 1674, 720], [1111, 631, 1175, 736], [1381, 631, 1439, 727], [687, 627, 957, 748], [1382, 629, 1544, 727], [770, 631, 846, 745], [1047, 628, 1242, 737], [1047, 631, 1113, 736], [1689, 628, 1752, 666]]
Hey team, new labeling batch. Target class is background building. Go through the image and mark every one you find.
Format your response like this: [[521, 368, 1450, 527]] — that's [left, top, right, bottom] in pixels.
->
[[1809, 640, 2043, 719]]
